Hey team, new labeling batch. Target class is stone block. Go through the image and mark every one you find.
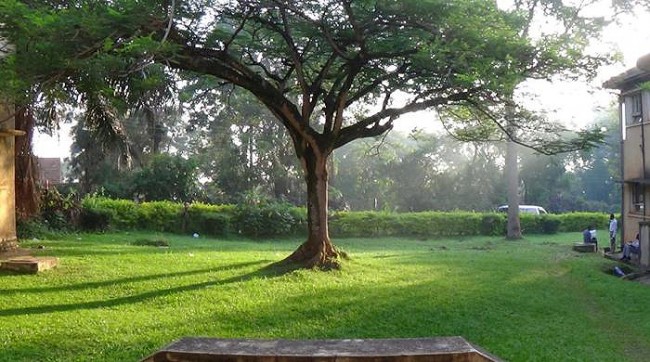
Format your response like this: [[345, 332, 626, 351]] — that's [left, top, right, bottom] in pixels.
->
[[0, 257, 58, 273], [573, 243, 596, 253], [142, 337, 502, 362]]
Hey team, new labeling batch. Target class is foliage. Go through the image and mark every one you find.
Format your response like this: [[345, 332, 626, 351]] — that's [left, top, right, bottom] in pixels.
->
[[81, 196, 235, 236], [539, 216, 562, 234], [480, 214, 506, 236], [183, 87, 305, 205], [132, 154, 200, 202], [3, 232, 650, 362], [80, 196, 609, 238], [329, 211, 606, 237], [186, 212, 230, 237], [15, 217, 50, 239], [232, 194, 307, 238], [554, 212, 611, 234], [136, 200, 184, 232], [332, 132, 506, 212], [39, 188, 80, 231], [0, 0, 617, 264], [78, 208, 111, 232], [82, 196, 141, 229]]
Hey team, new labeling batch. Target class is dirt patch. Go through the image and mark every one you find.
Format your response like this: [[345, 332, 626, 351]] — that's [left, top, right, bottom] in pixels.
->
[[631, 273, 650, 285], [131, 238, 170, 247], [470, 242, 494, 251], [602, 263, 650, 285]]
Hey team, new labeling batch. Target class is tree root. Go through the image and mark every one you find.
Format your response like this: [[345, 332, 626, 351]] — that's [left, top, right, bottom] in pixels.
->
[[281, 240, 344, 270]]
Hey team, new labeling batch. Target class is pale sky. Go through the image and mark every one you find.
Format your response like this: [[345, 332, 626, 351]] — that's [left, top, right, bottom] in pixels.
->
[[33, 6, 650, 158]]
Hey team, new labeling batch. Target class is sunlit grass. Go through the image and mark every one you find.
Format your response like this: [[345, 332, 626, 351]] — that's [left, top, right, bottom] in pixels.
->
[[1, 232, 649, 361]]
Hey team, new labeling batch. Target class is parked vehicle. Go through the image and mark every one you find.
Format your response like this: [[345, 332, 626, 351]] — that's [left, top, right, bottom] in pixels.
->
[[496, 205, 548, 215]]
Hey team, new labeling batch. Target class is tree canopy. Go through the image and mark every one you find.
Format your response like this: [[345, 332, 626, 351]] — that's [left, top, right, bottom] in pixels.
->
[[0, 0, 613, 268]]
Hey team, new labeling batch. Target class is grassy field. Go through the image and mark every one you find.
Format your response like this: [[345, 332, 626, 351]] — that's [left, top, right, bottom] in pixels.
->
[[1, 232, 649, 362]]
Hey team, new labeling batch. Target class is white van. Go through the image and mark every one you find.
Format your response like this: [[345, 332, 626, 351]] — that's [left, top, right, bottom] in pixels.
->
[[497, 205, 548, 215]]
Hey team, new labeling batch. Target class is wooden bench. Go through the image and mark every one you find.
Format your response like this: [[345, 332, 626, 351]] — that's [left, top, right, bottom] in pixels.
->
[[142, 337, 502, 362]]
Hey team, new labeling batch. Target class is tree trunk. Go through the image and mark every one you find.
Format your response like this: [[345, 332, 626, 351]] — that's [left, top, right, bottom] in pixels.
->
[[14, 106, 40, 221], [283, 147, 340, 269], [506, 138, 522, 239]]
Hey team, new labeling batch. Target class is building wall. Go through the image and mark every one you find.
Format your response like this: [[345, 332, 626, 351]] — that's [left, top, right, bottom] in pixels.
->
[[622, 122, 649, 180], [38, 158, 62, 185], [621, 98, 650, 244], [622, 183, 649, 243], [0, 101, 17, 249]]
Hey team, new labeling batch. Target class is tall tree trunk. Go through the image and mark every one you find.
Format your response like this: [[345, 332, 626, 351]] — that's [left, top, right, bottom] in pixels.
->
[[506, 138, 522, 239], [14, 106, 39, 221], [283, 147, 340, 269], [1, 102, 18, 251]]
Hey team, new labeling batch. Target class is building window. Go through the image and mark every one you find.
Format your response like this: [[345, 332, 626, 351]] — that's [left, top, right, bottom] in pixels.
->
[[632, 183, 645, 213], [631, 93, 643, 123]]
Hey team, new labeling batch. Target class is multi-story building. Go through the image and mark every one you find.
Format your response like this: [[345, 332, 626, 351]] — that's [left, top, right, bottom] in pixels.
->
[[38, 157, 62, 187], [604, 53, 650, 268]]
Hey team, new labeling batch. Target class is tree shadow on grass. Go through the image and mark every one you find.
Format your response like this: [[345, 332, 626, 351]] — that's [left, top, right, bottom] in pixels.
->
[[0, 260, 268, 294], [0, 261, 302, 317]]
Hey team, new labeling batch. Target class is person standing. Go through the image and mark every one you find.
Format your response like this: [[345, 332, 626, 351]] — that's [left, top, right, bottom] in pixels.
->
[[609, 214, 618, 253]]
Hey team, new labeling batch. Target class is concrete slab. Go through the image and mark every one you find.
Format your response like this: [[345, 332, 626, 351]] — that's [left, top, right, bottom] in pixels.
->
[[0, 256, 58, 273], [573, 243, 596, 252], [142, 337, 502, 362]]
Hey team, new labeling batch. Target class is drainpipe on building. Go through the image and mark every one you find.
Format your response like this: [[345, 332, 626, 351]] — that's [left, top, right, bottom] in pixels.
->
[[635, 55, 650, 222], [640, 115, 647, 221], [619, 98, 625, 247]]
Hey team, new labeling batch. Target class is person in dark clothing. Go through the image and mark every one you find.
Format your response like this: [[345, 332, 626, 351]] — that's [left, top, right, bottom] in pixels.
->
[[583, 225, 597, 250]]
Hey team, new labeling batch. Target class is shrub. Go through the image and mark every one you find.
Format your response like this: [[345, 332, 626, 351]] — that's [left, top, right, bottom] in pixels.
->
[[232, 200, 302, 238], [81, 196, 235, 236], [40, 188, 80, 231], [539, 215, 561, 234], [16, 218, 50, 239], [138, 201, 182, 232], [480, 214, 506, 236], [80, 195, 609, 238], [330, 211, 487, 238], [79, 208, 111, 231], [82, 197, 140, 229], [555, 212, 609, 233], [188, 212, 231, 237]]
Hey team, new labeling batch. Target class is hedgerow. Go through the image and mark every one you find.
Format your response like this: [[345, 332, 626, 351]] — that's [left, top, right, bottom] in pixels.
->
[[80, 196, 610, 238]]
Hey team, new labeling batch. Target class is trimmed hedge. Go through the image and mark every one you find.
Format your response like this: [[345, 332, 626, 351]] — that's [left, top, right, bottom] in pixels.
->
[[81, 196, 610, 238]]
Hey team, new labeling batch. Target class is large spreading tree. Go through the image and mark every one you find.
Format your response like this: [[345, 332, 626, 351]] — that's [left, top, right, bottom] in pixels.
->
[[0, 0, 604, 268]]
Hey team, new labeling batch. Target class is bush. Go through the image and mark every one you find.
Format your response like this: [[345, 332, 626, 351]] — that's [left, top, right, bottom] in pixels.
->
[[539, 216, 561, 234], [81, 196, 236, 236], [188, 212, 231, 237], [480, 214, 506, 236], [330, 211, 488, 238], [80, 195, 609, 238], [16, 218, 50, 239], [40, 188, 80, 231], [82, 197, 140, 229], [79, 208, 111, 231], [555, 212, 609, 233], [232, 201, 303, 238], [138, 201, 182, 232]]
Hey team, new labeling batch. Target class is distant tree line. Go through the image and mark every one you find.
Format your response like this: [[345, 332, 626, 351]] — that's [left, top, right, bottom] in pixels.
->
[[63, 88, 620, 214]]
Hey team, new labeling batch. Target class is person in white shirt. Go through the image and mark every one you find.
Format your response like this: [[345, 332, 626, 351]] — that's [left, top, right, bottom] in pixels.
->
[[609, 214, 618, 253]]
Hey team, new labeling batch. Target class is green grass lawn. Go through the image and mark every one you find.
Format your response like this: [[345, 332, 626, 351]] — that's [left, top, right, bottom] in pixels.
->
[[1, 232, 649, 362]]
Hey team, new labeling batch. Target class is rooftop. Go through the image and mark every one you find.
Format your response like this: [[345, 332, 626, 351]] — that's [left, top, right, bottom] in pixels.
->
[[603, 53, 650, 91]]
